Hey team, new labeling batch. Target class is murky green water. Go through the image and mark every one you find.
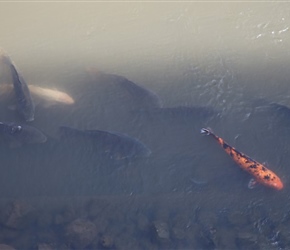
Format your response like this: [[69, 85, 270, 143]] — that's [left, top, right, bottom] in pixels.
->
[[0, 2, 290, 249]]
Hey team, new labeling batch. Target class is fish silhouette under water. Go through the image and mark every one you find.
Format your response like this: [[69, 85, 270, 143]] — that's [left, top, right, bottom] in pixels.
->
[[201, 128, 283, 190], [0, 122, 47, 148], [59, 126, 151, 160], [0, 52, 34, 121], [86, 69, 162, 109], [0, 83, 74, 107]]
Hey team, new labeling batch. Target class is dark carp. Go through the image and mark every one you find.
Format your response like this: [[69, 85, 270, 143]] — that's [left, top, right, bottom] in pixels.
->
[[59, 126, 151, 160], [0, 122, 47, 147], [0, 52, 35, 121], [134, 106, 218, 123], [87, 69, 162, 109]]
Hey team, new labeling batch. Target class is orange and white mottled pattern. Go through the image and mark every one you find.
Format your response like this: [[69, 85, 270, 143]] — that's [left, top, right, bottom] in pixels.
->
[[201, 128, 283, 190]]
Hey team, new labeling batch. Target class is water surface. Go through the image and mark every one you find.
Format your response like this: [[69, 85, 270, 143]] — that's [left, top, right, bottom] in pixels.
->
[[0, 2, 290, 249]]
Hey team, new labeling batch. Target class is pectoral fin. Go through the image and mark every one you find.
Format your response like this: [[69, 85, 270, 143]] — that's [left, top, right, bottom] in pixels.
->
[[248, 178, 257, 189]]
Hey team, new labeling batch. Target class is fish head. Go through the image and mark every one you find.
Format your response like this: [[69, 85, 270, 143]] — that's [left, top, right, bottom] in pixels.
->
[[0, 122, 22, 135], [270, 179, 284, 190], [10, 125, 22, 134], [26, 128, 47, 144], [10, 124, 47, 144], [140, 145, 152, 158], [58, 93, 75, 104], [262, 175, 284, 190]]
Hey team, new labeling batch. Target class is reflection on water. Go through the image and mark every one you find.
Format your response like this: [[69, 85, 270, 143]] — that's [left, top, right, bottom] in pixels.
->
[[0, 2, 290, 249]]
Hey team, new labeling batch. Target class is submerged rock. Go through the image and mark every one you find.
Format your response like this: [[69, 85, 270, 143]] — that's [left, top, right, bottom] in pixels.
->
[[65, 218, 97, 249], [36, 211, 53, 229], [214, 228, 237, 249], [37, 243, 54, 250], [0, 201, 35, 229], [53, 205, 78, 226], [0, 244, 16, 250], [100, 234, 114, 248], [172, 227, 186, 240], [198, 226, 219, 249], [197, 210, 218, 229], [236, 231, 259, 249], [153, 220, 170, 239]]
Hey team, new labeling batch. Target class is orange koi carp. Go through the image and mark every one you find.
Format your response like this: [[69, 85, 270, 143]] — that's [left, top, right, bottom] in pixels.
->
[[200, 128, 283, 190]]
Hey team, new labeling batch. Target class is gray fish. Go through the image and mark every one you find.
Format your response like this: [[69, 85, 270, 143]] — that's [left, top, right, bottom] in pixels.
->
[[9, 62, 35, 121], [59, 126, 151, 160], [246, 99, 290, 125], [0, 53, 35, 121], [135, 106, 217, 122], [87, 69, 162, 109], [0, 122, 47, 148]]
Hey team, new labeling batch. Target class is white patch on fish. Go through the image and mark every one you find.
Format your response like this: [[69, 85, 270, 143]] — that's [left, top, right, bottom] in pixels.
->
[[28, 85, 75, 106], [0, 83, 74, 107]]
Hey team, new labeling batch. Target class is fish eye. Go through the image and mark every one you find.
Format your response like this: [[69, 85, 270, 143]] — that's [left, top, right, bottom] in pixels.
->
[[10, 125, 22, 134]]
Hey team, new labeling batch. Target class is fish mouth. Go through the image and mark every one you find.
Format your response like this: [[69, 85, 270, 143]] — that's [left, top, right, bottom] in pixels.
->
[[61, 96, 75, 104], [274, 182, 283, 190], [25, 115, 34, 122], [66, 98, 75, 104]]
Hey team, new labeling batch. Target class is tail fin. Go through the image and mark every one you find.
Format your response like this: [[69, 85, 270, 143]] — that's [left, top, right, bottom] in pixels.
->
[[200, 127, 213, 135]]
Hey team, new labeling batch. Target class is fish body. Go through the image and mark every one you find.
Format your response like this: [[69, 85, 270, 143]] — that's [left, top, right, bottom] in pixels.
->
[[137, 106, 217, 121], [0, 53, 34, 121], [11, 68, 35, 121], [59, 126, 151, 159], [0, 83, 74, 107], [87, 69, 162, 109], [0, 122, 47, 147], [28, 85, 74, 105], [201, 128, 283, 190]]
